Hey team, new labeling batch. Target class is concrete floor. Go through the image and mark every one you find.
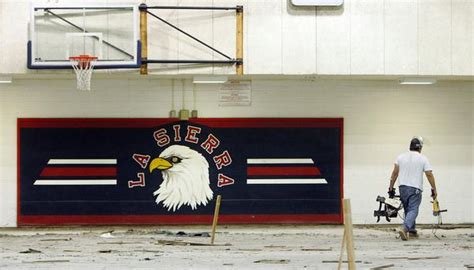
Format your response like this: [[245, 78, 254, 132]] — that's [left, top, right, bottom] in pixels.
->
[[0, 225, 472, 269]]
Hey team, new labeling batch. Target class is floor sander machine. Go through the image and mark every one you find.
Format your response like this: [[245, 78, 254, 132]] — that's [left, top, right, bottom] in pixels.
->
[[374, 188, 403, 223], [374, 188, 447, 238]]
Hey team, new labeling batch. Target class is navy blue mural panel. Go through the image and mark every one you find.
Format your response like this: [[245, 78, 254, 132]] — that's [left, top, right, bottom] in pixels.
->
[[18, 118, 343, 225]]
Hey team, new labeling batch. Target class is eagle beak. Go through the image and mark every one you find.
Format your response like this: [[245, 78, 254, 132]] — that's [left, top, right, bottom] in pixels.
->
[[149, 158, 173, 173]]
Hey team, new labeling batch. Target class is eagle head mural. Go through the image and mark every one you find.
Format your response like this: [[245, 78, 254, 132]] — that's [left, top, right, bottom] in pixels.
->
[[149, 145, 213, 212]]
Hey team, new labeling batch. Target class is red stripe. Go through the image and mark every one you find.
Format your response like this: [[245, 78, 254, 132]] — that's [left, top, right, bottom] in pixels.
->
[[192, 118, 343, 128], [340, 119, 344, 224], [18, 118, 178, 128], [18, 214, 341, 226], [247, 166, 320, 176], [40, 167, 117, 177], [18, 118, 343, 128]]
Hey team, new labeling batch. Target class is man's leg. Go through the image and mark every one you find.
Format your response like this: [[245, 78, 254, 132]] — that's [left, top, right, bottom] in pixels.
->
[[399, 186, 422, 240], [404, 188, 422, 232]]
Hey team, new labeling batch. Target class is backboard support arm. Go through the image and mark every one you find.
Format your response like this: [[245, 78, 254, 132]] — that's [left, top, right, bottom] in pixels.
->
[[139, 4, 243, 75]]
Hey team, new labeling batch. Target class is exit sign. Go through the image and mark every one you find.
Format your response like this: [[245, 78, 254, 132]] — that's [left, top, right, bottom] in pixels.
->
[[291, 0, 343, 6]]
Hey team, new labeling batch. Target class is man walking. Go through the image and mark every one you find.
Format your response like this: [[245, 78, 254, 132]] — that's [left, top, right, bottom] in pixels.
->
[[388, 137, 438, 240]]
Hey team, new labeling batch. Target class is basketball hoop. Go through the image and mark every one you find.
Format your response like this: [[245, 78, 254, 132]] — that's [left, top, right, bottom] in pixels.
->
[[69, 55, 97, 91]]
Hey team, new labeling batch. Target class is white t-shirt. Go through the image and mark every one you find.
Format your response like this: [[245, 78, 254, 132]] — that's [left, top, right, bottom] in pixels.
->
[[395, 151, 433, 191]]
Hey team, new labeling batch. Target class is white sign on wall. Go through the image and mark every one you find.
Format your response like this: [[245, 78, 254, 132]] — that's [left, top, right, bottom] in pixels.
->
[[219, 81, 252, 106], [290, 0, 343, 6]]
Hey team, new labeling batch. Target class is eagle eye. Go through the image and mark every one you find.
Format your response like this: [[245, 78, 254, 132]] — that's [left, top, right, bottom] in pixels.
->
[[169, 156, 182, 164]]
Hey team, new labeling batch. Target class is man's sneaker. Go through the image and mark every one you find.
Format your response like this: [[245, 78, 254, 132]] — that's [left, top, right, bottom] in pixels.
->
[[399, 229, 409, 241], [409, 232, 419, 238]]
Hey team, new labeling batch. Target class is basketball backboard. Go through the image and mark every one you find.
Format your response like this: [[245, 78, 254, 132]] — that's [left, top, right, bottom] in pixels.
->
[[28, 4, 140, 69]]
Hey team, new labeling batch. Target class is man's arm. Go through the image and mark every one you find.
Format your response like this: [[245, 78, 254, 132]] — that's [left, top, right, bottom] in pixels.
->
[[389, 164, 399, 190], [425, 170, 437, 199]]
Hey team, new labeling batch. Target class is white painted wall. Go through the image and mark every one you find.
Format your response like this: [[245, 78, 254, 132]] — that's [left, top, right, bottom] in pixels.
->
[[0, 0, 472, 227], [0, 78, 472, 227], [0, 0, 472, 75], [472, 82, 474, 222]]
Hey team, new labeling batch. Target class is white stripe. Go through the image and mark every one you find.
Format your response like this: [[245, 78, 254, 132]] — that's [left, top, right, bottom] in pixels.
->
[[48, 159, 117, 165], [34, 179, 117, 185], [247, 158, 314, 164], [247, 179, 328, 184]]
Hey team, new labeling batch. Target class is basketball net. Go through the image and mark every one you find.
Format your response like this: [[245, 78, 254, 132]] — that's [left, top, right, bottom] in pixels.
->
[[69, 55, 97, 91]]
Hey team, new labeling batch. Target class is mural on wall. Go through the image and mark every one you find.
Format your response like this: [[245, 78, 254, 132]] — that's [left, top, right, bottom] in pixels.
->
[[18, 118, 343, 225]]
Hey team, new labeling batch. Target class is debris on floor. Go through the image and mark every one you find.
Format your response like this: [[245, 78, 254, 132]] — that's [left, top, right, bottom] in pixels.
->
[[133, 249, 163, 253], [174, 231, 210, 237], [40, 238, 71, 242], [155, 230, 210, 237], [98, 250, 114, 253], [19, 248, 41, 254], [384, 256, 441, 260], [157, 239, 230, 246], [157, 239, 187, 246], [254, 259, 290, 264], [63, 249, 81, 253], [97, 241, 142, 245], [322, 260, 363, 263], [0, 225, 471, 269], [100, 232, 115, 238], [370, 264, 395, 270], [22, 260, 70, 264], [300, 247, 332, 251]]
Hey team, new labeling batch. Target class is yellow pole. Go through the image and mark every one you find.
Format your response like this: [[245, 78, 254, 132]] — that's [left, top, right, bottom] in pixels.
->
[[139, 3, 148, 75], [210, 195, 222, 245], [337, 229, 346, 270], [343, 199, 356, 270], [236, 6, 243, 75]]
